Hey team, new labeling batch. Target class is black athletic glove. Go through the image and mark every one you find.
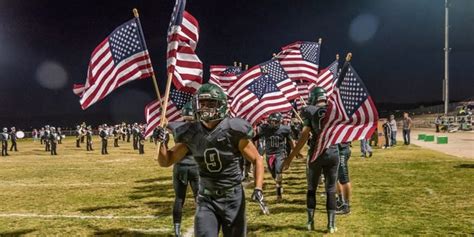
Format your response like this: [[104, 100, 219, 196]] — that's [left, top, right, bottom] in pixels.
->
[[155, 127, 169, 143], [251, 188, 270, 215]]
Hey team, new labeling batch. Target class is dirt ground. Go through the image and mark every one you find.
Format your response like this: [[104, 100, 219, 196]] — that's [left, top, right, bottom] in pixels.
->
[[405, 128, 474, 159]]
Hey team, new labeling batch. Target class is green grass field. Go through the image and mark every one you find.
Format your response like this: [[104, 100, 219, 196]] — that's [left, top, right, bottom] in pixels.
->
[[0, 137, 473, 236]]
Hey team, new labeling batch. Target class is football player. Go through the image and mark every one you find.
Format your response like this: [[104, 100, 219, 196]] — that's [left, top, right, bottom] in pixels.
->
[[283, 87, 340, 233], [253, 112, 294, 201], [157, 84, 268, 237]]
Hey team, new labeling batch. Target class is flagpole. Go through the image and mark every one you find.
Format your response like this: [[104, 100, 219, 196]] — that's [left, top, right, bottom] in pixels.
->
[[132, 8, 168, 159], [133, 8, 163, 104], [292, 108, 304, 123]]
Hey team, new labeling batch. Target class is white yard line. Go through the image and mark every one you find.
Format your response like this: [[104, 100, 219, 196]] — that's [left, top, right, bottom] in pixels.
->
[[0, 180, 171, 187], [0, 213, 160, 219], [0, 182, 128, 187], [127, 228, 169, 232]]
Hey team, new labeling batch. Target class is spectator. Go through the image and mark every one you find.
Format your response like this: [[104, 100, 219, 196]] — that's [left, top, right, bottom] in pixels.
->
[[435, 115, 442, 133], [402, 112, 412, 145], [389, 114, 397, 146], [382, 119, 392, 149], [360, 138, 372, 158]]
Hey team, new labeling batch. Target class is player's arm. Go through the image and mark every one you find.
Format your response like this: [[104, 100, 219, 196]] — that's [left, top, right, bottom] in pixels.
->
[[286, 131, 296, 150], [157, 142, 188, 167], [239, 139, 263, 189], [283, 125, 311, 170], [155, 126, 188, 167], [239, 138, 270, 215]]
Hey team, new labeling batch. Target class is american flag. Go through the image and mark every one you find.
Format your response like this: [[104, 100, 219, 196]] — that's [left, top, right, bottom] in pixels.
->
[[209, 65, 242, 92], [276, 41, 321, 83], [309, 60, 339, 96], [144, 89, 193, 138], [229, 73, 293, 125], [167, 0, 203, 91], [229, 59, 298, 107], [295, 80, 310, 109], [77, 19, 153, 110], [310, 63, 378, 162]]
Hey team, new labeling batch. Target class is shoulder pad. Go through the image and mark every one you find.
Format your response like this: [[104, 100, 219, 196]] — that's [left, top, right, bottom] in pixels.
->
[[228, 118, 254, 139], [302, 105, 317, 119], [169, 122, 194, 144], [259, 124, 270, 132], [280, 125, 291, 134], [303, 105, 327, 118], [167, 121, 186, 132]]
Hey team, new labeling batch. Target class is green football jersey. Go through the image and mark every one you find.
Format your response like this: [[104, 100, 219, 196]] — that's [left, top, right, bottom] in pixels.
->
[[256, 124, 292, 155], [302, 105, 328, 156], [172, 118, 253, 189]]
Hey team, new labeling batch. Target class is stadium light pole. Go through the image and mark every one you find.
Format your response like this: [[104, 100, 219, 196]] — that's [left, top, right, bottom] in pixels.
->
[[443, 0, 450, 115]]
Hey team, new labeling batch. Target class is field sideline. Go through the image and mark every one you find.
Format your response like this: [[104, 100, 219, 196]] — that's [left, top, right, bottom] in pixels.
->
[[0, 137, 473, 236]]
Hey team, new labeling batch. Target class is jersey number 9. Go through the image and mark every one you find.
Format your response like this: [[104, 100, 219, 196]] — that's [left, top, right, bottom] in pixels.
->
[[204, 148, 222, 173]]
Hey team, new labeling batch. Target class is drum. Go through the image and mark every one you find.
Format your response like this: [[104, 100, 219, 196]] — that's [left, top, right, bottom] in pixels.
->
[[16, 131, 25, 139]]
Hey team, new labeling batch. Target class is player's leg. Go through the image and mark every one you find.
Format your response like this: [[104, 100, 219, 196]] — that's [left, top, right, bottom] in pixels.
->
[[336, 152, 351, 215], [267, 153, 283, 200], [194, 196, 220, 237], [306, 159, 323, 231], [322, 148, 340, 233], [274, 152, 286, 201], [222, 187, 246, 237], [173, 165, 189, 237]]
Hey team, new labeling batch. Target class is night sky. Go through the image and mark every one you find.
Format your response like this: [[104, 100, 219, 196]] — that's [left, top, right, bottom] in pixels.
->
[[0, 0, 473, 128]]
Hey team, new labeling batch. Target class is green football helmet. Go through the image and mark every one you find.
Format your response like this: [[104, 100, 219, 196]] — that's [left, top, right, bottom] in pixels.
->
[[308, 87, 327, 105], [181, 101, 195, 121], [268, 112, 283, 128], [194, 83, 228, 122]]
